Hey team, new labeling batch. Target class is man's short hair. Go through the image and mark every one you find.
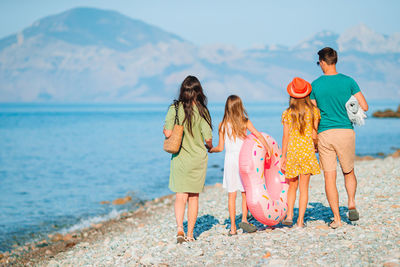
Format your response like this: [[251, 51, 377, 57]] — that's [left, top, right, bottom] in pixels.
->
[[318, 47, 338, 65]]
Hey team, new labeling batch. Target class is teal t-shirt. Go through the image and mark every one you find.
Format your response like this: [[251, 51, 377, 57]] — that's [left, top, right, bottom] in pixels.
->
[[310, 73, 360, 133]]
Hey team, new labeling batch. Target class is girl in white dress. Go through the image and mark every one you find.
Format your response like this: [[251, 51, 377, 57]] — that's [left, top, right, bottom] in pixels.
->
[[210, 95, 271, 235]]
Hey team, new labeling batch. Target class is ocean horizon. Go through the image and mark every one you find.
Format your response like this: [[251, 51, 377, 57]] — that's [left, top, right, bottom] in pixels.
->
[[0, 100, 399, 252]]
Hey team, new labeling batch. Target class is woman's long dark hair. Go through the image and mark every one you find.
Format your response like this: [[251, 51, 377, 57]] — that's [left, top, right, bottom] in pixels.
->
[[176, 75, 212, 136]]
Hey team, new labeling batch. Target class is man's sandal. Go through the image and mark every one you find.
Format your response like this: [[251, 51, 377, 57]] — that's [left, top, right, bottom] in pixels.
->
[[348, 209, 359, 221]]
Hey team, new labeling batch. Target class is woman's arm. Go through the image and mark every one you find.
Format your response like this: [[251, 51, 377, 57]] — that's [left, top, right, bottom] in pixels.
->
[[209, 123, 224, 153], [163, 105, 175, 138], [163, 128, 172, 138], [247, 120, 271, 158], [205, 138, 213, 151], [281, 121, 290, 170], [354, 91, 369, 111]]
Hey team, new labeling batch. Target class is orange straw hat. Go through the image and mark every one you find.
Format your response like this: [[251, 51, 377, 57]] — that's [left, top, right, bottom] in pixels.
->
[[287, 77, 312, 98]]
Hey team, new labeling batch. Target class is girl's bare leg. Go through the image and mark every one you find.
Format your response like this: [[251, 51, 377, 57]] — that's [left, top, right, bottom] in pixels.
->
[[286, 177, 299, 220], [297, 174, 311, 227], [241, 192, 249, 223], [228, 192, 237, 234]]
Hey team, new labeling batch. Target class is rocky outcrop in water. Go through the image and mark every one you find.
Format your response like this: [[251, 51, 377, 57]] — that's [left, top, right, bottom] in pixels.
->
[[372, 105, 400, 118]]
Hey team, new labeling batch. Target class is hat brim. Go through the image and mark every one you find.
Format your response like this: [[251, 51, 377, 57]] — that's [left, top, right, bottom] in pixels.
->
[[287, 83, 312, 98]]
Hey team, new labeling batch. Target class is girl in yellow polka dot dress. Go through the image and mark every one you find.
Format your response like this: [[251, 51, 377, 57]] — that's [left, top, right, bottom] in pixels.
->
[[281, 77, 321, 228]]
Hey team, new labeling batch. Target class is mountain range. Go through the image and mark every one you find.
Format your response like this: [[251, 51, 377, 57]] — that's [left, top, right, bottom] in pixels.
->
[[0, 7, 399, 102]]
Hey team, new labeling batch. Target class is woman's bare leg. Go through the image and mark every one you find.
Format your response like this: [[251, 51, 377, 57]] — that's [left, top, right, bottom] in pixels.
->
[[186, 193, 199, 238], [175, 193, 188, 233]]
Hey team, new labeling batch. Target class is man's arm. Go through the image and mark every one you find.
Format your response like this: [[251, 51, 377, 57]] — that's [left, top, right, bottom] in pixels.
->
[[354, 92, 368, 111]]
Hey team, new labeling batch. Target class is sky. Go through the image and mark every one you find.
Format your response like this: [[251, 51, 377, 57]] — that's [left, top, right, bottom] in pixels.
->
[[1, 0, 399, 49]]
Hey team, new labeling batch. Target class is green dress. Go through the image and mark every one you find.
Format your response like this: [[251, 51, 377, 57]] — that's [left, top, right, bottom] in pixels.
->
[[164, 103, 212, 193]]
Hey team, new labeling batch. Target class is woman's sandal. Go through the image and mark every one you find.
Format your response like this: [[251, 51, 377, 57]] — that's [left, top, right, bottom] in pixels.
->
[[176, 231, 185, 244], [328, 220, 341, 229], [176, 226, 186, 244]]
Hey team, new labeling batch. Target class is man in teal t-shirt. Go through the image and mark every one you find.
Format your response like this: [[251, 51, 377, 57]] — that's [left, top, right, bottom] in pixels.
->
[[311, 73, 360, 133], [311, 47, 368, 229]]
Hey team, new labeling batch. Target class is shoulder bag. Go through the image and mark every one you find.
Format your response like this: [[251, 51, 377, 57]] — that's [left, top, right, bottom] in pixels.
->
[[163, 101, 184, 153]]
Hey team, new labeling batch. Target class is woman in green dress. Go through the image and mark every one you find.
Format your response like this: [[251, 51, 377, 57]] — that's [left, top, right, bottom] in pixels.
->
[[163, 76, 213, 243]]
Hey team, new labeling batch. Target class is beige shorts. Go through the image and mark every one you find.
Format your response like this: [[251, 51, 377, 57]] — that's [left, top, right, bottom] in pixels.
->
[[318, 129, 355, 173]]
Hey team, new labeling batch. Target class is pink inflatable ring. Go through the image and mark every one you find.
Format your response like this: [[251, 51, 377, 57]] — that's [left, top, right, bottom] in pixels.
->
[[239, 133, 288, 226]]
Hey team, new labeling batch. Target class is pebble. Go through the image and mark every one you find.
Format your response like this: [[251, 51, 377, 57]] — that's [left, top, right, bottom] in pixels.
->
[[47, 260, 59, 267], [63, 234, 73, 242], [91, 223, 102, 229], [214, 250, 224, 257], [262, 251, 271, 258], [51, 233, 63, 242], [33, 157, 399, 266], [112, 196, 132, 205], [140, 253, 156, 265]]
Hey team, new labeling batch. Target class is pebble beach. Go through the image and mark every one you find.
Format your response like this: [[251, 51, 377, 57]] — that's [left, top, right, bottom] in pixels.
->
[[2, 156, 400, 267]]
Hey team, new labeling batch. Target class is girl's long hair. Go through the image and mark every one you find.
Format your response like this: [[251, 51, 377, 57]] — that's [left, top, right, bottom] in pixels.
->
[[287, 96, 318, 135], [220, 95, 248, 140], [176, 75, 212, 136]]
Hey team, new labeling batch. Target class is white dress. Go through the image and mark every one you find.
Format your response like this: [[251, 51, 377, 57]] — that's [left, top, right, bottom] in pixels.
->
[[223, 124, 245, 193]]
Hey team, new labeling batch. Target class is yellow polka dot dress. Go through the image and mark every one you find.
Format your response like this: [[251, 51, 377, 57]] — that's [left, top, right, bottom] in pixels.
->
[[281, 107, 321, 179]]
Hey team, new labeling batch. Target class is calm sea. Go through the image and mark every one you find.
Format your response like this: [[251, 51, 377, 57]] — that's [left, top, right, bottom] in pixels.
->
[[0, 101, 399, 252]]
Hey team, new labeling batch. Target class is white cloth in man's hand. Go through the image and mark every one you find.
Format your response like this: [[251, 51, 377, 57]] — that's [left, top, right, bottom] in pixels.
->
[[346, 95, 367, 126]]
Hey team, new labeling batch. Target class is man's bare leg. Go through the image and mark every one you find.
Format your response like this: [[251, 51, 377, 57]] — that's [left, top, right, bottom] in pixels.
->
[[324, 170, 342, 227], [343, 169, 357, 210]]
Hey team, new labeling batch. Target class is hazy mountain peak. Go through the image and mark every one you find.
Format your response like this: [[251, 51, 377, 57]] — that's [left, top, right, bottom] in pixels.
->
[[293, 30, 339, 51], [338, 23, 400, 53], [0, 7, 184, 51]]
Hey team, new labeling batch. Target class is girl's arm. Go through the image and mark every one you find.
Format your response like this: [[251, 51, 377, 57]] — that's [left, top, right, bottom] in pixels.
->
[[247, 120, 271, 158], [311, 99, 317, 107], [209, 123, 224, 153], [281, 121, 290, 170], [312, 112, 319, 152]]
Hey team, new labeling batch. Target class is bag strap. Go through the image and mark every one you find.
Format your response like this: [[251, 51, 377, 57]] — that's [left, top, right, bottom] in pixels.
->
[[174, 101, 180, 125]]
